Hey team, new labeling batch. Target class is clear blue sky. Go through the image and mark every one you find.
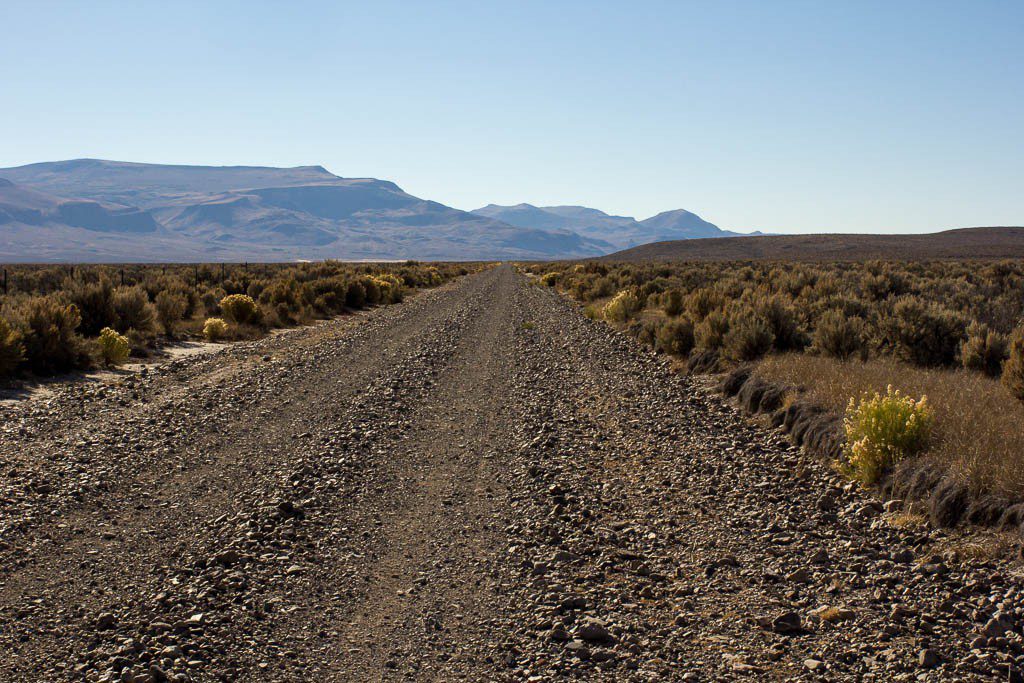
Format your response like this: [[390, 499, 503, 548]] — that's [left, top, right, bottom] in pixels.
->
[[1, 1, 1021, 233]]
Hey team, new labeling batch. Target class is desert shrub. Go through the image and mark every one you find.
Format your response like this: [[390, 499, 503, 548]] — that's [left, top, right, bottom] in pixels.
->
[[202, 287, 227, 316], [219, 294, 261, 325], [813, 310, 866, 360], [540, 272, 559, 287], [723, 309, 775, 361], [1003, 326, 1024, 401], [361, 276, 383, 306], [959, 321, 1008, 377], [662, 289, 684, 317], [98, 327, 130, 366], [603, 290, 642, 323], [656, 318, 695, 357], [155, 291, 188, 336], [69, 278, 116, 336], [841, 386, 932, 485], [695, 310, 729, 350], [112, 286, 157, 338], [634, 320, 658, 347], [875, 296, 966, 367], [203, 317, 228, 341], [345, 281, 367, 309], [686, 289, 721, 322], [9, 297, 89, 374], [754, 294, 805, 351], [0, 316, 25, 377]]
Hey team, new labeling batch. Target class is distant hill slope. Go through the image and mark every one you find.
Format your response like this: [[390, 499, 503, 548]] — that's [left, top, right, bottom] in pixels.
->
[[604, 227, 1024, 261], [0, 159, 609, 261], [471, 203, 747, 249]]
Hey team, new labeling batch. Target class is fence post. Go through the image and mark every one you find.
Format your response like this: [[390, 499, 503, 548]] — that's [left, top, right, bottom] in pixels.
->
[[2, 268, 7, 295]]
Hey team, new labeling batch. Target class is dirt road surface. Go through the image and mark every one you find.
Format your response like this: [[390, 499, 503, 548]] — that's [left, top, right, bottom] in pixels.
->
[[0, 266, 1020, 681]]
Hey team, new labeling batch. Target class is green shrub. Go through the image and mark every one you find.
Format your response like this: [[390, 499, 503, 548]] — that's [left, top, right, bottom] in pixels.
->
[[155, 291, 188, 336], [723, 309, 775, 361], [98, 327, 130, 366], [656, 318, 695, 357], [112, 286, 157, 337], [203, 317, 228, 341], [841, 386, 932, 485], [603, 290, 642, 323], [0, 316, 25, 377], [1003, 326, 1024, 401], [10, 297, 89, 374], [813, 310, 866, 360], [959, 321, 1008, 377], [219, 294, 261, 325]]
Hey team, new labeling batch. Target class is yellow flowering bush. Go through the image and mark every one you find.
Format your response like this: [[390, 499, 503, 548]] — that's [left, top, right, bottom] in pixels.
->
[[841, 385, 932, 485], [203, 317, 228, 341], [219, 294, 261, 325], [98, 327, 130, 366], [603, 290, 641, 323], [540, 272, 560, 287]]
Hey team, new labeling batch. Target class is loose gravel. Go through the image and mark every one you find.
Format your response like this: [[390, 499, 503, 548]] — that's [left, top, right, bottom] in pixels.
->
[[0, 265, 1021, 682]]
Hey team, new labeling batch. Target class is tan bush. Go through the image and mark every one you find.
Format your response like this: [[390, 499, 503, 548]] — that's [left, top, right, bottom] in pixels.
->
[[723, 308, 774, 361], [112, 286, 157, 338], [662, 289, 684, 317], [8, 297, 89, 374], [875, 296, 966, 367], [1003, 326, 1024, 401], [656, 318, 695, 357], [695, 310, 729, 350], [155, 291, 188, 336], [959, 321, 1008, 377], [0, 316, 25, 377], [813, 310, 866, 360]]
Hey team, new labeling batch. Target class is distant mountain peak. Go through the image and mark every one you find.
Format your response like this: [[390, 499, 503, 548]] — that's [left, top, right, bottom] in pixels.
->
[[0, 159, 610, 261], [471, 202, 734, 248]]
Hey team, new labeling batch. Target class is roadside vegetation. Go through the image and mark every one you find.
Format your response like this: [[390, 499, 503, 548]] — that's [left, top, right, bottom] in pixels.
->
[[0, 261, 474, 380], [526, 259, 1024, 517]]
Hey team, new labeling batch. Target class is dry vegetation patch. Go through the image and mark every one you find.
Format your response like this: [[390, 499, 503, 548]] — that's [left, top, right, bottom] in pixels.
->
[[756, 355, 1024, 498], [0, 261, 478, 382], [523, 258, 1024, 518]]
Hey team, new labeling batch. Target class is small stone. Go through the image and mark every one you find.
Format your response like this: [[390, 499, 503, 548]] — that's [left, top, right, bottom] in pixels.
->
[[96, 612, 117, 630], [804, 658, 825, 672], [918, 648, 939, 668]]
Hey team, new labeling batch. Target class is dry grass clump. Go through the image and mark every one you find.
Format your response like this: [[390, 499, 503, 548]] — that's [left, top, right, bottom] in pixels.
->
[[756, 354, 1024, 497], [0, 261, 475, 380]]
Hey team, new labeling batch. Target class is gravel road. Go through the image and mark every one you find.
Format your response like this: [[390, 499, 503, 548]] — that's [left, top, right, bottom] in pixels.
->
[[0, 265, 1021, 682]]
